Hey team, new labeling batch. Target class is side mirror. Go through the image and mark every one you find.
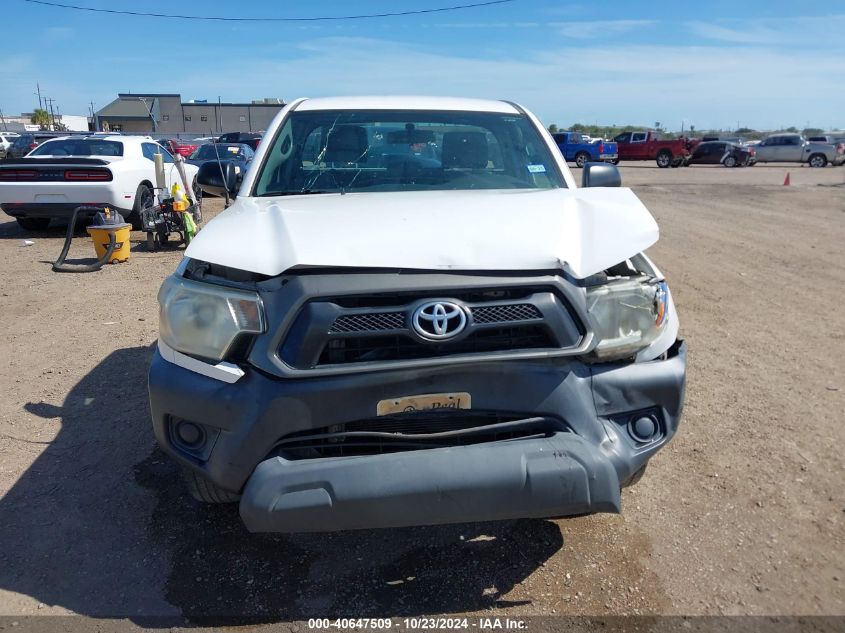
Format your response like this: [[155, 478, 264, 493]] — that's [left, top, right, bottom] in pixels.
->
[[582, 162, 621, 188], [197, 160, 239, 197]]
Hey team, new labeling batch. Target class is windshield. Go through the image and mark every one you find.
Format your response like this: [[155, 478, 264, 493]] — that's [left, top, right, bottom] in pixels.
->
[[253, 109, 565, 196], [190, 144, 243, 160], [29, 139, 123, 157]]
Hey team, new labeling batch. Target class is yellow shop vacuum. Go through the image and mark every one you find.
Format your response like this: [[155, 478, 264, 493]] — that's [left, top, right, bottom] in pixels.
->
[[53, 205, 131, 272]]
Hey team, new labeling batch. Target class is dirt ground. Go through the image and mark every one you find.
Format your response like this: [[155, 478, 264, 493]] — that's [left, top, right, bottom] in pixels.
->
[[0, 163, 843, 623]]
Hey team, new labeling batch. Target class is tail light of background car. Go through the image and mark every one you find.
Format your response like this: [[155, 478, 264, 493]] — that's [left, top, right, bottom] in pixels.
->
[[0, 170, 38, 181], [64, 169, 112, 181]]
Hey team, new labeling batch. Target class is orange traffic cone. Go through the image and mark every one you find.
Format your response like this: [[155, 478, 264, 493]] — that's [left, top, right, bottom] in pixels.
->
[[783, 172, 791, 186]]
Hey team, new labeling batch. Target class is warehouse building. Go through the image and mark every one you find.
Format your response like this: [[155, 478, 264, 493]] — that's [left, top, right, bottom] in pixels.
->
[[95, 93, 285, 136]]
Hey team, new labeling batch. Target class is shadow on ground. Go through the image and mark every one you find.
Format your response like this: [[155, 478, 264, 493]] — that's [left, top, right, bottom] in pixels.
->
[[0, 345, 562, 623]]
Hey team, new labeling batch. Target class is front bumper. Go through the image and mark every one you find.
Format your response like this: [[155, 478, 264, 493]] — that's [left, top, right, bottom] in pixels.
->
[[149, 340, 686, 532]]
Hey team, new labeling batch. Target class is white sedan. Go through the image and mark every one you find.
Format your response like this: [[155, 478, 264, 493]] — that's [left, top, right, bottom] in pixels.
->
[[0, 135, 199, 230]]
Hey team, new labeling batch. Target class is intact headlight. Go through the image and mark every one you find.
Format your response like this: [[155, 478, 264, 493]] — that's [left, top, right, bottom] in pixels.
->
[[586, 278, 668, 360], [158, 276, 265, 362]]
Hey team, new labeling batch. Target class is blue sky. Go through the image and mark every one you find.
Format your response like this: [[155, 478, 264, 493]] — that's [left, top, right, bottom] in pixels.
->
[[2, 0, 844, 131]]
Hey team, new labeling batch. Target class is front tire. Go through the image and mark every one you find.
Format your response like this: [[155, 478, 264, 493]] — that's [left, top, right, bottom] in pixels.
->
[[183, 468, 240, 504], [656, 151, 672, 168], [16, 217, 50, 231], [808, 153, 827, 168], [574, 152, 590, 168]]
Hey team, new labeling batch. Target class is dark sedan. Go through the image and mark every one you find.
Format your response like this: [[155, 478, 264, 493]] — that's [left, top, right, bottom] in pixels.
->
[[216, 132, 262, 151], [186, 143, 255, 182], [686, 141, 756, 167], [4, 132, 64, 160]]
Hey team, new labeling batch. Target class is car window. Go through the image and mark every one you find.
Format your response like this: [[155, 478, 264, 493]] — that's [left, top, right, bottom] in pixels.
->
[[143, 142, 175, 163], [254, 109, 565, 196], [29, 139, 124, 157], [632, 133, 647, 143], [784, 136, 801, 146]]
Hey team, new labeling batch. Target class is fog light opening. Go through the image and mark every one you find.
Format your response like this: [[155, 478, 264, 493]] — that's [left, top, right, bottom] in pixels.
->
[[630, 415, 658, 443], [176, 420, 205, 448]]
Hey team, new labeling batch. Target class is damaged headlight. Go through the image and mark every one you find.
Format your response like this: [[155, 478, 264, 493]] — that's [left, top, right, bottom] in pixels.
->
[[586, 278, 668, 360], [158, 276, 265, 362]]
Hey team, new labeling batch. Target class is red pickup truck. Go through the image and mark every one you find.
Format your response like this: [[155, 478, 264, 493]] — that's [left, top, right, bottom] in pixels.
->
[[612, 131, 690, 168]]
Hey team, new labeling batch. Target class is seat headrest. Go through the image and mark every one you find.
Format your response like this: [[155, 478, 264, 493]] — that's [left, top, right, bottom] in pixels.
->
[[441, 131, 488, 169], [324, 125, 368, 164]]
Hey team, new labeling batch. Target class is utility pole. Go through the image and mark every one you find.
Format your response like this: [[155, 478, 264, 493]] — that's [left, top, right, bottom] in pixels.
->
[[0, 108, 7, 132], [35, 83, 43, 110], [89, 101, 97, 131], [138, 97, 156, 134], [45, 97, 56, 129], [217, 96, 222, 134]]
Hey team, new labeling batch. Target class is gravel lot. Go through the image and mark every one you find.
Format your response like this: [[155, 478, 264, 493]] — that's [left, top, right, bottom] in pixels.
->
[[0, 163, 843, 622]]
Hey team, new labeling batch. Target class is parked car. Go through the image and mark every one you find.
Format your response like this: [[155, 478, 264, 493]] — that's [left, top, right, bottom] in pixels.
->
[[0, 135, 199, 230], [686, 141, 756, 167], [753, 134, 845, 167], [185, 143, 255, 183], [552, 131, 618, 167], [4, 132, 63, 160], [0, 133, 20, 159], [156, 138, 199, 158], [216, 132, 262, 151], [149, 96, 686, 534], [612, 131, 690, 167]]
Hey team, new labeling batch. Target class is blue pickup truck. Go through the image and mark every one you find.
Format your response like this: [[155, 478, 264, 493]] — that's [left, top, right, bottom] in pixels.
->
[[552, 132, 618, 167]]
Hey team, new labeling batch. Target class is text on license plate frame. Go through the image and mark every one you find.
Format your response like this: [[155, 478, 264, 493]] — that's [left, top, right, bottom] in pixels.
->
[[377, 392, 471, 416]]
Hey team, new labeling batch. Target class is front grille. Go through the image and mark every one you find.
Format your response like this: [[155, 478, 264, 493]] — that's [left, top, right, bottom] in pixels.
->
[[318, 325, 553, 365], [330, 312, 405, 333], [273, 412, 566, 459], [278, 285, 585, 370], [327, 302, 542, 333], [471, 303, 541, 324]]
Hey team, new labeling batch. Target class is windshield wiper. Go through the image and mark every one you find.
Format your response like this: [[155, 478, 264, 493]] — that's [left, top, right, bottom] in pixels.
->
[[257, 190, 334, 197]]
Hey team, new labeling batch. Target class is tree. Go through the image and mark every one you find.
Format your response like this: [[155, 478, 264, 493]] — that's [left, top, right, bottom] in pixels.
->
[[30, 108, 50, 129], [570, 122, 585, 131], [547, 123, 558, 134], [802, 127, 824, 137], [785, 126, 798, 133]]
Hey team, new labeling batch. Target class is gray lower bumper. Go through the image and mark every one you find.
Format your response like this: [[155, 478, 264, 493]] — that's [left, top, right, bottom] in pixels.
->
[[239, 431, 621, 533]]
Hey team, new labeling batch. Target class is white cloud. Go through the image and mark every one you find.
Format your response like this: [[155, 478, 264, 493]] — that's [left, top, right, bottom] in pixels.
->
[[688, 14, 845, 46], [173, 36, 844, 130], [553, 19, 656, 39]]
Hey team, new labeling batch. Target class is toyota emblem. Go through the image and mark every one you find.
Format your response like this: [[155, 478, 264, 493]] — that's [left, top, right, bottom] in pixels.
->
[[412, 301, 467, 341]]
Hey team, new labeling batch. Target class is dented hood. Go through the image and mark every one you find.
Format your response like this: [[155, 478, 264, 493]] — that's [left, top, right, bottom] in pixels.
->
[[186, 188, 659, 280]]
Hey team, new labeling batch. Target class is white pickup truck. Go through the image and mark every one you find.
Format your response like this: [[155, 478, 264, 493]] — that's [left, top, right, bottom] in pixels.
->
[[752, 133, 845, 167], [0, 135, 199, 230], [149, 96, 687, 534]]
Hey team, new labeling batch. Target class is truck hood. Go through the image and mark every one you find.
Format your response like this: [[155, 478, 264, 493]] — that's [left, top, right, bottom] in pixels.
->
[[186, 188, 659, 280]]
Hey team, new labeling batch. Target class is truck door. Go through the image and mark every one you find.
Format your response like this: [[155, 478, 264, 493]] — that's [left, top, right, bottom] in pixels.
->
[[755, 137, 777, 162], [781, 135, 804, 161], [630, 132, 648, 160]]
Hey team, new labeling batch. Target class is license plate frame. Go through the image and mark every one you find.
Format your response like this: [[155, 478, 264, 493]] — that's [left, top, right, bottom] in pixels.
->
[[376, 392, 471, 416]]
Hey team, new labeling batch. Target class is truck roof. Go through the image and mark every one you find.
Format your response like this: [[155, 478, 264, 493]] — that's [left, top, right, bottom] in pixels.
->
[[296, 96, 521, 114]]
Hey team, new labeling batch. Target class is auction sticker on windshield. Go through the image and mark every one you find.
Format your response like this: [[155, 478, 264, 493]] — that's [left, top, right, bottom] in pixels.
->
[[377, 392, 471, 416]]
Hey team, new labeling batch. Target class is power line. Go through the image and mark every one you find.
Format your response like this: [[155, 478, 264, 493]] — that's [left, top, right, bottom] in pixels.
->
[[22, 0, 517, 22]]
